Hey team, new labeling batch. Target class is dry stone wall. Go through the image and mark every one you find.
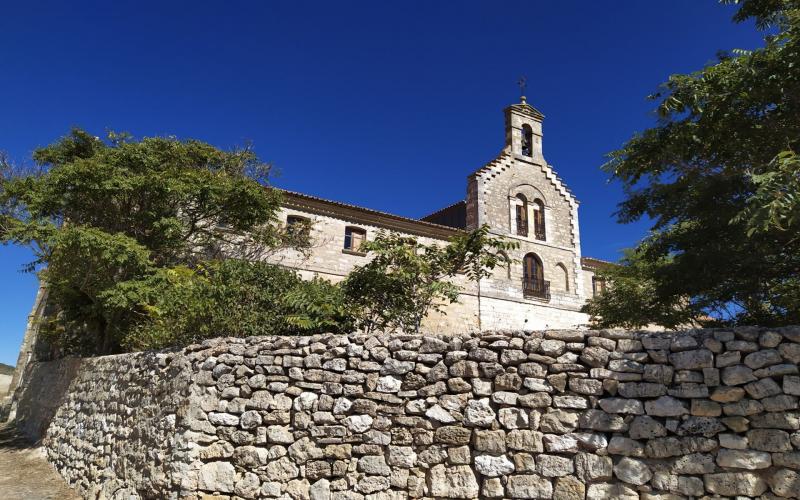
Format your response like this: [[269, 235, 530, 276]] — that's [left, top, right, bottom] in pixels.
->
[[16, 326, 800, 499]]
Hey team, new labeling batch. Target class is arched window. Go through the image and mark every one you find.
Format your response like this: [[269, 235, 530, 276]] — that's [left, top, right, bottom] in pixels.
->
[[521, 124, 533, 157], [556, 263, 570, 292], [533, 199, 546, 241], [515, 194, 528, 237], [344, 226, 366, 254], [523, 253, 549, 300]]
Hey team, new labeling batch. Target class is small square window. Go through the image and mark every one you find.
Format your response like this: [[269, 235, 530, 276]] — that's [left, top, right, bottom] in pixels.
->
[[344, 227, 366, 252]]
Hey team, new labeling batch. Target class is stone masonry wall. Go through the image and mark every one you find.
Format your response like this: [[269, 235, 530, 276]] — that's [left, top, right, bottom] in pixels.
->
[[17, 326, 800, 499]]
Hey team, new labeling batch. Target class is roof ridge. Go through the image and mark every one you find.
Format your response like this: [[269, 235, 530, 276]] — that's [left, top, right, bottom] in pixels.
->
[[421, 200, 466, 220], [275, 188, 463, 234]]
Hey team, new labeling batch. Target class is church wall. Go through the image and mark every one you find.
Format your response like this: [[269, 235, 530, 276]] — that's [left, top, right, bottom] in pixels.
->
[[478, 156, 576, 250], [479, 294, 589, 330]]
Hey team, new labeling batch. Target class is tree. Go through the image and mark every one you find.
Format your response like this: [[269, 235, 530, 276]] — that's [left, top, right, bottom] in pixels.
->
[[342, 225, 517, 333], [582, 246, 699, 329], [587, 0, 800, 327], [0, 129, 319, 354]]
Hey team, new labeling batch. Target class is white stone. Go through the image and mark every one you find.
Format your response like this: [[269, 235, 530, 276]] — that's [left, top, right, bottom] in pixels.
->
[[293, 392, 318, 411], [376, 375, 401, 393], [474, 454, 515, 477], [344, 414, 374, 433], [464, 398, 496, 427], [198, 461, 236, 493]]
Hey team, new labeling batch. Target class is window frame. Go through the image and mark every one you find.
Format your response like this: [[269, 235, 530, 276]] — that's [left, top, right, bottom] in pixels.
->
[[533, 199, 546, 241], [521, 124, 533, 157], [343, 226, 367, 255]]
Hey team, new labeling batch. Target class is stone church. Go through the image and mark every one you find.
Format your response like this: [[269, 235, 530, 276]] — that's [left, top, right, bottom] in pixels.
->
[[266, 98, 609, 332]]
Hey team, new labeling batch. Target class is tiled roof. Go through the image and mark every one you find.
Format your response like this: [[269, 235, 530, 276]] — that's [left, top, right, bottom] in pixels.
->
[[581, 256, 616, 270], [277, 189, 463, 239]]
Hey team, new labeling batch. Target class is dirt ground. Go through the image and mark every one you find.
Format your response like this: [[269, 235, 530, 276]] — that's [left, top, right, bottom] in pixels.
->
[[0, 423, 80, 500]]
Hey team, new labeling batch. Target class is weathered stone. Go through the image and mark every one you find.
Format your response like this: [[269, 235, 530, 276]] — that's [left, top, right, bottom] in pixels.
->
[[645, 396, 688, 417], [578, 409, 627, 433], [723, 398, 764, 416], [357, 455, 391, 475], [474, 430, 507, 454], [387, 445, 417, 468], [481, 477, 504, 498], [716, 350, 741, 367], [499, 407, 529, 430], [747, 428, 792, 452], [704, 472, 768, 496], [716, 449, 772, 469], [676, 416, 726, 437], [464, 398, 495, 427], [543, 433, 579, 453], [690, 399, 721, 417], [579, 346, 610, 368], [710, 385, 746, 402], [506, 430, 543, 452], [780, 342, 800, 364], [568, 378, 602, 395], [199, 461, 236, 493], [743, 349, 783, 369], [744, 376, 782, 399], [629, 416, 667, 440], [474, 454, 515, 477], [669, 349, 713, 369], [721, 364, 758, 385], [552, 475, 584, 500], [537, 454, 574, 477], [574, 452, 613, 481], [425, 404, 455, 424], [598, 398, 644, 415], [769, 468, 800, 497], [614, 457, 652, 485], [427, 465, 479, 499], [434, 426, 472, 445], [506, 474, 553, 499], [607, 436, 644, 456], [264, 456, 300, 482], [673, 452, 715, 474], [618, 382, 667, 398], [585, 483, 638, 500]]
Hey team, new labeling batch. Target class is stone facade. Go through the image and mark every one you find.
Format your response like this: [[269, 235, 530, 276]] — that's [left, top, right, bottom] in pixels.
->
[[15, 325, 800, 499], [265, 98, 607, 332]]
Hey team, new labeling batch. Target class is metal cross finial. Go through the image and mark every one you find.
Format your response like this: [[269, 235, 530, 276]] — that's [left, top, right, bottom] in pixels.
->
[[517, 76, 527, 100]]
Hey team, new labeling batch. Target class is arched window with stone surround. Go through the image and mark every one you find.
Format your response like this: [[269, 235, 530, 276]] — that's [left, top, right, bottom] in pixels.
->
[[522, 253, 549, 300], [556, 262, 570, 292], [521, 124, 533, 157], [515, 194, 528, 237], [533, 199, 546, 241]]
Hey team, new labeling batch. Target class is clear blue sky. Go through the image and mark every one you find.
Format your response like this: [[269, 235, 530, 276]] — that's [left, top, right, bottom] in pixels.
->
[[0, 1, 764, 365]]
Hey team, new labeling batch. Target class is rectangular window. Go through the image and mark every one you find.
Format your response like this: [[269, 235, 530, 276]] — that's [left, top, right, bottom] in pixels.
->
[[344, 227, 366, 253], [592, 276, 606, 297], [516, 205, 528, 237], [286, 215, 310, 240]]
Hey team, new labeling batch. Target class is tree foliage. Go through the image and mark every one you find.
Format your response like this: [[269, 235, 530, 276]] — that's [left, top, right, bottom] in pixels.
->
[[582, 246, 699, 330], [343, 225, 517, 333], [585, 0, 800, 327], [2, 129, 518, 354], [0, 129, 329, 354]]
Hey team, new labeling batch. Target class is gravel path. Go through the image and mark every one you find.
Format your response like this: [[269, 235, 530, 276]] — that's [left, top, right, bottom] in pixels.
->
[[0, 423, 79, 500]]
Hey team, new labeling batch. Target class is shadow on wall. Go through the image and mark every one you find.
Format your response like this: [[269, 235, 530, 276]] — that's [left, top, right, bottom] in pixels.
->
[[12, 358, 82, 442]]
